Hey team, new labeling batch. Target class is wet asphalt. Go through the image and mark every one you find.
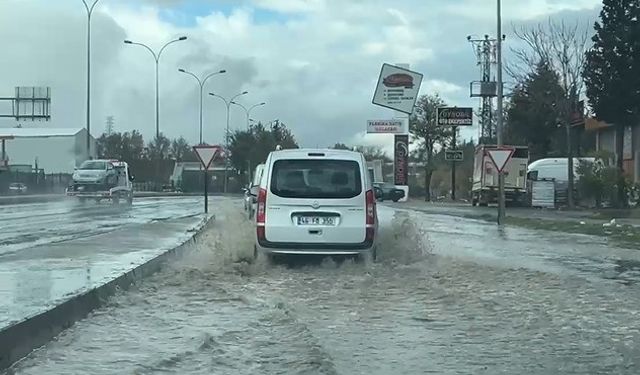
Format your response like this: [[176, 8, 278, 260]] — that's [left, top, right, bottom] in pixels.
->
[[4, 200, 640, 374]]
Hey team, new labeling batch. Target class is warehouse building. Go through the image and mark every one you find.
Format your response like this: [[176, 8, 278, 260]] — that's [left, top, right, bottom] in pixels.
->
[[0, 128, 96, 174]]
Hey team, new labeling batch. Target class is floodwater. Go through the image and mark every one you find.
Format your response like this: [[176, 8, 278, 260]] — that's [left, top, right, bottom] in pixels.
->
[[5, 201, 640, 374]]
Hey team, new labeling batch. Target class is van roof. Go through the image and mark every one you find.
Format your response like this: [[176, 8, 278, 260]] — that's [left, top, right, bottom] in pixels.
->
[[270, 148, 364, 161]]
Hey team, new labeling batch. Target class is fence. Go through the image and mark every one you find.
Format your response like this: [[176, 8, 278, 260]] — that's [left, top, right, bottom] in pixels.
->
[[0, 171, 71, 195]]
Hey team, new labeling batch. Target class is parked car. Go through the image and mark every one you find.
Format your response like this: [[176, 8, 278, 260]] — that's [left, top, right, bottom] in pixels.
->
[[373, 182, 405, 202], [244, 163, 265, 219], [252, 148, 381, 262], [8, 182, 27, 195]]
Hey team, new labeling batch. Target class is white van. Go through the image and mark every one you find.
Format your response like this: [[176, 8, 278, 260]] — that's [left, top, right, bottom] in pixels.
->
[[527, 157, 596, 182], [253, 148, 379, 261]]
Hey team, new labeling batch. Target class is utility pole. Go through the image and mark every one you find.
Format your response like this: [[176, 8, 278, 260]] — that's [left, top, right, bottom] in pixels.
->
[[496, 0, 506, 224], [451, 126, 457, 201], [82, 0, 101, 160], [105, 116, 114, 135], [468, 34, 498, 144]]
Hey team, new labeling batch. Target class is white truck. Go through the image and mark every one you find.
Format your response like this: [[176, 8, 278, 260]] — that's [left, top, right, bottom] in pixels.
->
[[471, 144, 529, 206], [66, 159, 134, 204]]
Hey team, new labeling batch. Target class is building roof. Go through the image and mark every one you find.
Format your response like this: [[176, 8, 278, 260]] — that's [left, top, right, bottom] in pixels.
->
[[0, 128, 85, 138]]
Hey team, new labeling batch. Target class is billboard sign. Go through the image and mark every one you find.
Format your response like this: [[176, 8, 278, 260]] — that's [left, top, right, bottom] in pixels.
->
[[394, 134, 409, 186], [437, 107, 473, 126], [372, 63, 423, 114], [366, 119, 407, 134]]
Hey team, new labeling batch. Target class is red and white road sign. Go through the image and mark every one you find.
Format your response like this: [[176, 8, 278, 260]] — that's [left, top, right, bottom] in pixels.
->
[[193, 144, 222, 170], [486, 147, 515, 173]]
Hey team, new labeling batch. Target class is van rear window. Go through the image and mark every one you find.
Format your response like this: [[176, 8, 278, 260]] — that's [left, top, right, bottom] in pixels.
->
[[270, 159, 362, 199]]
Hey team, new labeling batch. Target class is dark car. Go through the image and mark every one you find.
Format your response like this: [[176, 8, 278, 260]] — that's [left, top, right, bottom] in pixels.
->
[[382, 73, 414, 88], [373, 182, 405, 202]]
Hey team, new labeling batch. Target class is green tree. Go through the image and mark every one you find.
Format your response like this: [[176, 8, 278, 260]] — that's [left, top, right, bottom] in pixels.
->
[[410, 93, 451, 201], [147, 134, 171, 160], [506, 61, 565, 160], [583, 0, 640, 206], [170, 137, 195, 161], [331, 143, 351, 150], [95, 130, 144, 161], [229, 121, 299, 182]]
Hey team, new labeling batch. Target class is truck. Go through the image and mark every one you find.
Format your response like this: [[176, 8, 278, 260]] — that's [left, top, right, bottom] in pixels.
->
[[66, 159, 134, 204], [471, 144, 529, 206]]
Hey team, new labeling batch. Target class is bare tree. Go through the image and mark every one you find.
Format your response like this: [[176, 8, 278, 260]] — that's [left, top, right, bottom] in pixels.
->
[[507, 19, 590, 208], [410, 94, 451, 201]]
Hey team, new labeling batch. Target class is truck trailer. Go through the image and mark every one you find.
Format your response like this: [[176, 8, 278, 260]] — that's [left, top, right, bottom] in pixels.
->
[[471, 144, 529, 206]]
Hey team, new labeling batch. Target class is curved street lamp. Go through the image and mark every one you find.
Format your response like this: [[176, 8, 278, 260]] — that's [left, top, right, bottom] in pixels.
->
[[124, 36, 188, 139], [231, 101, 266, 128], [208, 91, 248, 193], [178, 68, 226, 144]]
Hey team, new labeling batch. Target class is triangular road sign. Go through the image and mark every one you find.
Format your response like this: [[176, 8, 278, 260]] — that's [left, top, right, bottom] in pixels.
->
[[486, 148, 515, 173], [193, 145, 222, 170]]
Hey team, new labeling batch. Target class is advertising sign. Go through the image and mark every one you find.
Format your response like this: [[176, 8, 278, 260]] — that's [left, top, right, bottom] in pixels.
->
[[394, 134, 409, 186], [366, 119, 407, 134], [372, 64, 423, 114], [437, 107, 473, 126]]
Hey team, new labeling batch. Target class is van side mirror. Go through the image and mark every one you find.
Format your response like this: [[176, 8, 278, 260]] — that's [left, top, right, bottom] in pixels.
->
[[527, 171, 538, 181], [249, 186, 259, 197], [129, 175, 135, 182]]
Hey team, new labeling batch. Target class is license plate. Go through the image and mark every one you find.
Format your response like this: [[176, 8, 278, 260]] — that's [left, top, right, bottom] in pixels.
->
[[297, 216, 336, 226]]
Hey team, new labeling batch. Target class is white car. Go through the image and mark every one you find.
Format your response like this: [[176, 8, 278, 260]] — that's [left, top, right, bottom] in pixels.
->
[[253, 148, 379, 262]]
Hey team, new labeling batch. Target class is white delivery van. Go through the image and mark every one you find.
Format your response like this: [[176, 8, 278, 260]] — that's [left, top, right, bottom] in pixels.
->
[[526, 157, 596, 205], [253, 148, 379, 262], [471, 144, 529, 206], [527, 157, 596, 182]]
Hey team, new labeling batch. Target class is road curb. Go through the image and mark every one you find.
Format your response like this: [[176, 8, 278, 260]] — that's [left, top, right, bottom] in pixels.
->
[[0, 214, 215, 371]]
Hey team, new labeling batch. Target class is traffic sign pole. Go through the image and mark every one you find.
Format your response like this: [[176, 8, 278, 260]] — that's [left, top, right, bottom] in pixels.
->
[[496, 0, 505, 225], [451, 126, 457, 201], [193, 145, 222, 214]]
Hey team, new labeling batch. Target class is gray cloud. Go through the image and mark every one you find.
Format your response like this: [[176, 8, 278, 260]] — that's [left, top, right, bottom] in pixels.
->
[[0, 0, 602, 149]]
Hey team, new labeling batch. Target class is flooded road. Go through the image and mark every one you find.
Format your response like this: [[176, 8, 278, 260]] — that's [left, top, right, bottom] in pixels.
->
[[6, 201, 640, 374]]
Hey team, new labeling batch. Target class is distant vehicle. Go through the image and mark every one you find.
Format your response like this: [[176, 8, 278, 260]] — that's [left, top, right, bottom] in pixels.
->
[[527, 157, 596, 182], [527, 157, 596, 205], [383, 73, 414, 88], [252, 148, 381, 262], [373, 182, 405, 202], [66, 159, 134, 205], [8, 182, 27, 195], [244, 163, 265, 219], [471, 144, 529, 207]]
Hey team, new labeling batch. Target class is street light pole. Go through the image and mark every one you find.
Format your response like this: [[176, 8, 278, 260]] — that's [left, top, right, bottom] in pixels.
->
[[178, 68, 227, 144], [209, 91, 249, 193], [124, 36, 187, 140], [82, 0, 100, 160], [496, 0, 506, 224], [231, 101, 266, 128]]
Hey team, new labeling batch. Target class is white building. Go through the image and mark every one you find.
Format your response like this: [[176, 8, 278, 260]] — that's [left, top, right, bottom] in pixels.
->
[[0, 128, 96, 174]]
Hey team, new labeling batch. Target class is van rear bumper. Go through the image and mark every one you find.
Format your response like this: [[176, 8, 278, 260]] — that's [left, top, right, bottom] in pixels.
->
[[257, 238, 374, 255]]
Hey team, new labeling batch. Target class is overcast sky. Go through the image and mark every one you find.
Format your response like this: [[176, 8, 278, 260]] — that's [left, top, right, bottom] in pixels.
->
[[0, 0, 601, 151]]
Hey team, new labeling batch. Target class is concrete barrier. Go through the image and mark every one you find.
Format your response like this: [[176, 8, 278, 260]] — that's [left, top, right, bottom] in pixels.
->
[[0, 215, 214, 371], [0, 192, 242, 205]]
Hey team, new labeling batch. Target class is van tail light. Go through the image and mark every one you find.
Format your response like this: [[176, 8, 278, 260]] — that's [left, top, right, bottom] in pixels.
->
[[256, 188, 267, 240], [365, 189, 375, 241]]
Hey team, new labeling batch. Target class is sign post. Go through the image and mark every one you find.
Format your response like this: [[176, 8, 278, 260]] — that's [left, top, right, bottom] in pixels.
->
[[193, 144, 222, 214], [437, 107, 473, 201], [372, 64, 423, 114]]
